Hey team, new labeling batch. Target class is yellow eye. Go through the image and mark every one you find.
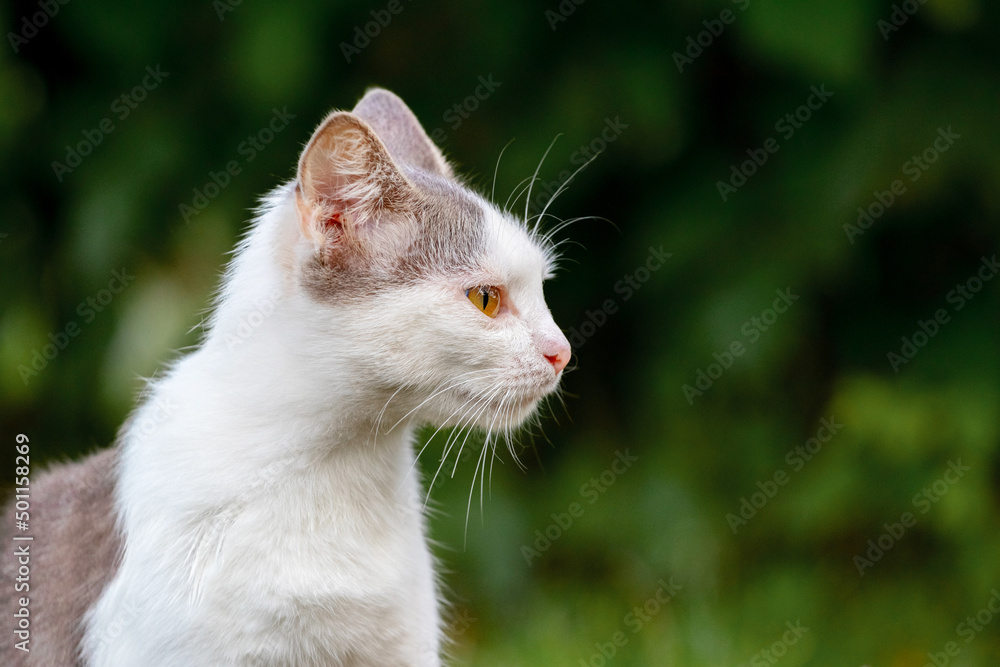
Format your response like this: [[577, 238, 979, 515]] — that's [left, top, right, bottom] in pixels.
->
[[467, 285, 500, 318]]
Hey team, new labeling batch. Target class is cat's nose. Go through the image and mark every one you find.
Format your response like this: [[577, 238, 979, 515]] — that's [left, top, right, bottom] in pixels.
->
[[541, 334, 571, 375], [545, 349, 570, 374]]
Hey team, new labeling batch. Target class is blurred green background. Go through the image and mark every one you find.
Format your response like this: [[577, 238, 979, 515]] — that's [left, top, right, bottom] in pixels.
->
[[2, 0, 999, 665]]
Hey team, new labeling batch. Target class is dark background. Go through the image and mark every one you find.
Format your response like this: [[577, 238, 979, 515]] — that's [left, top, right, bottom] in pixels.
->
[[2, 0, 999, 664]]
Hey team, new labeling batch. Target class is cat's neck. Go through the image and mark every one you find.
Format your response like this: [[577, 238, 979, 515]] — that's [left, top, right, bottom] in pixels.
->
[[117, 196, 420, 522]]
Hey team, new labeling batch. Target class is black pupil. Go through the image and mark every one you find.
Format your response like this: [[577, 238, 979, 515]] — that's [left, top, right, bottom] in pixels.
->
[[480, 289, 489, 309]]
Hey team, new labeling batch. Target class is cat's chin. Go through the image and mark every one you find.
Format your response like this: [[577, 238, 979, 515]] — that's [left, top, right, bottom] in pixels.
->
[[439, 383, 554, 430]]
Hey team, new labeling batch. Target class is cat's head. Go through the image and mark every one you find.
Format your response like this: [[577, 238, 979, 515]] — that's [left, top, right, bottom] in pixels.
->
[[283, 88, 570, 433]]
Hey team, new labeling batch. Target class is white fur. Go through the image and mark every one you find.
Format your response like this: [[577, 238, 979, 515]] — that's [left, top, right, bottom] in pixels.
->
[[82, 178, 569, 665]]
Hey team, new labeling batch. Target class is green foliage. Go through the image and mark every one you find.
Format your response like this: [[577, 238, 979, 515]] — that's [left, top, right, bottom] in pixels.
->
[[2, 0, 998, 664]]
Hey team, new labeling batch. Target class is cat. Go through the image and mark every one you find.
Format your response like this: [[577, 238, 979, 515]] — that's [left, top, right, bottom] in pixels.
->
[[1, 88, 571, 666]]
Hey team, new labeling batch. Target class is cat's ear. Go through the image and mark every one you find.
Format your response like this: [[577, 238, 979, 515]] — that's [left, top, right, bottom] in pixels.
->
[[352, 88, 453, 180], [295, 111, 418, 249]]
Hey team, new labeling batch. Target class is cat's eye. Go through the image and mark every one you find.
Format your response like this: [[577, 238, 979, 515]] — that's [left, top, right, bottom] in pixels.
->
[[467, 285, 500, 318]]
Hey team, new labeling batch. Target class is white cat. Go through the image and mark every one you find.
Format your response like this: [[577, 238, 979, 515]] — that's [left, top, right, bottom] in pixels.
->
[[1, 88, 570, 666]]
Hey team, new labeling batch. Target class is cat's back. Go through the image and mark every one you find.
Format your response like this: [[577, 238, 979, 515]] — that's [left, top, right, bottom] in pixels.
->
[[1, 448, 121, 667]]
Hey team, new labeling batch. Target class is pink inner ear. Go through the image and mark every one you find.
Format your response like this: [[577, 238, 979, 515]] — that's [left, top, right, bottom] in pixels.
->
[[327, 212, 343, 228]]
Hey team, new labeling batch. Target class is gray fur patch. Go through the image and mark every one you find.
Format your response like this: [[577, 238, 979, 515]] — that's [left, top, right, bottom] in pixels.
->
[[300, 169, 489, 303], [0, 448, 121, 667]]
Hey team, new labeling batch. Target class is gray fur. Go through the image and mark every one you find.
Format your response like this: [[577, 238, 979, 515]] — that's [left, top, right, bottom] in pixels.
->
[[399, 170, 488, 277], [1, 449, 120, 666]]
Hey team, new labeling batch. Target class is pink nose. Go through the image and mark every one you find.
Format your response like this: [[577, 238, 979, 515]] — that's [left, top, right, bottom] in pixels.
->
[[544, 343, 571, 375]]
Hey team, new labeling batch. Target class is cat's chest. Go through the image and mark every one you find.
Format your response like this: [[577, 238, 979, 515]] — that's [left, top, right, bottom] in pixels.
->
[[89, 450, 439, 666], [198, 471, 426, 602], [152, 481, 434, 661]]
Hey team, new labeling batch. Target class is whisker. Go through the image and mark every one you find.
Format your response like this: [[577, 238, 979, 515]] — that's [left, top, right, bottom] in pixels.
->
[[475, 390, 517, 529], [459, 438, 486, 548], [550, 389, 571, 424], [492, 393, 515, 489], [491, 138, 515, 205], [548, 237, 588, 255], [449, 385, 505, 477], [536, 151, 602, 236], [424, 400, 484, 509], [402, 390, 490, 496], [395, 369, 505, 498], [385, 369, 497, 434], [542, 216, 614, 244], [463, 387, 511, 541], [425, 385, 502, 508], [504, 175, 536, 215], [370, 384, 408, 446], [525, 135, 562, 227]]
